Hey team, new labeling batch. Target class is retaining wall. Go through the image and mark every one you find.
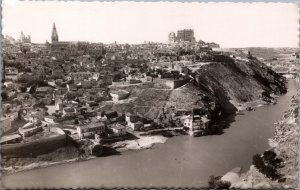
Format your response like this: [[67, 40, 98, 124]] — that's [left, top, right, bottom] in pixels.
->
[[1, 134, 69, 158], [166, 78, 190, 89]]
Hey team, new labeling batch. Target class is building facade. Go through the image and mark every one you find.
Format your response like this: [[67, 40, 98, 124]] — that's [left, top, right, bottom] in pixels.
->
[[181, 114, 210, 136], [168, 29, 196, 43], [177, 29, 195, 42], [77, 122, 106, 139]]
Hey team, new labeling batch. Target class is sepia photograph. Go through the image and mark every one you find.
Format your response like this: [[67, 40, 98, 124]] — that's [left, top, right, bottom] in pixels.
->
[[0, 1, 299, 189]]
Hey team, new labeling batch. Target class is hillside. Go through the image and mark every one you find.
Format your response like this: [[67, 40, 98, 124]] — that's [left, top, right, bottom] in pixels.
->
[[221, 47, 299, 73], [233, 47, 298, 59], [194, 58, 286, 114], [101, 55, 286, 121]]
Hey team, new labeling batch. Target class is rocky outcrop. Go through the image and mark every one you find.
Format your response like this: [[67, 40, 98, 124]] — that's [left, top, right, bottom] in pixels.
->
[[231, 93, 299, 189], [194, 57, 286, 115]]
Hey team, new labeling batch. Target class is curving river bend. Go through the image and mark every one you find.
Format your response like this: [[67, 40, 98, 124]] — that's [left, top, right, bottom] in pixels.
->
[[2, 80, 297, 188]]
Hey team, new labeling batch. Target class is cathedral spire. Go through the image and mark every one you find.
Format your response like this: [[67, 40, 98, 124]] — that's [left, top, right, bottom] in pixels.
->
[[51, 22, 59, 43]]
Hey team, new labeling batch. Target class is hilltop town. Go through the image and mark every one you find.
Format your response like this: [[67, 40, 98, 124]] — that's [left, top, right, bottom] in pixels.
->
[[1, 24, 294, 173]]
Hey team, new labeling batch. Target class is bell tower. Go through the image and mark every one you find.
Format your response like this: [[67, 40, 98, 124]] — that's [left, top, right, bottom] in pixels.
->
[[51, 23, 59, 43]]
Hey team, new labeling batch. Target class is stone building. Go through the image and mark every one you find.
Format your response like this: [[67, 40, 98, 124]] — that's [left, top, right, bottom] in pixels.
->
[[168, 32, 177, 43], [168, 29, 196, 43], [177, 29, 195, 42], [19, 32, 31, 52]]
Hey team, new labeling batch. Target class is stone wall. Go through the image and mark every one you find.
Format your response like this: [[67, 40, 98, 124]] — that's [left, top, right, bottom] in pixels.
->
[[165, 78, 190, 89], [1, 134, 68, 158]]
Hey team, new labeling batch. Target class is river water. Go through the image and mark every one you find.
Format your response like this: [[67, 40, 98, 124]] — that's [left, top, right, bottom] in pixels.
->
[[2, 80, 298, 188]]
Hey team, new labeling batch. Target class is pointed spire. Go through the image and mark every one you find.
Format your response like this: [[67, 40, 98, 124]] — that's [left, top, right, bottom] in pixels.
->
[[51, 22, 58, 43]]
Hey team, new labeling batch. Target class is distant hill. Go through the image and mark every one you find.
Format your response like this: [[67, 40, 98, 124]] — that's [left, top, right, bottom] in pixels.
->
[[222, 47, 299, 60], [221, 47, 299, 73]]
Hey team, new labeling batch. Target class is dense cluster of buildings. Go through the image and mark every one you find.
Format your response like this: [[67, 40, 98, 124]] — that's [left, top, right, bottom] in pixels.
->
[[1, 25, 221, 146]]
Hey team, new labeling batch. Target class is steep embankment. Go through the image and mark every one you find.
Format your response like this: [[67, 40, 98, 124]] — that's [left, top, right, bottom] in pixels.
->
[[104, 56, 286, 120], [194, 58, 286, 114], [230, 93, 299, 189]]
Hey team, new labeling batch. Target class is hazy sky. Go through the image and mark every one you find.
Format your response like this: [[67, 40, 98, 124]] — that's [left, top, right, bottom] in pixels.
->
[[2, 0, 299, 48]]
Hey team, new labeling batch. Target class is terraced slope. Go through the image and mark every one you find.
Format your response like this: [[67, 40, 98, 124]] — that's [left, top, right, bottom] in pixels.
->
[[102, 56, 286, 120]]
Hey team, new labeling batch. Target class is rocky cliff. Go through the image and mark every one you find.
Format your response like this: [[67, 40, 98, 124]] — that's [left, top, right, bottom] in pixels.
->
[[193, 57, 286, 115]]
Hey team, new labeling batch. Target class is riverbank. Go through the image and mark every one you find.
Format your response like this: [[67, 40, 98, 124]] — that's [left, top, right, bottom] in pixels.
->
[[0, 94, 284, 176], [112, 133, 168, 152], [0, 133, 168, 175], [224, 90, 299, 189], [0, 98, 278, 176], [0, 145, 84, 175]]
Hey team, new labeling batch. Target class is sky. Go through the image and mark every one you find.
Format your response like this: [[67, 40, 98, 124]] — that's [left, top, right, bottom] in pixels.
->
[[2, 0, 299, 48]]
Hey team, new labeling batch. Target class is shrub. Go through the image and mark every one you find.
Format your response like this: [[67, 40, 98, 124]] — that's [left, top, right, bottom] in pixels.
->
[[19, 86, 27, 92], [33, 102, 46, 109], [29, 85, 36, 94], [1, 92, 8, 100], [263, 150, 276, 160], [253, 154, 264, 169], [264, 150, 283, 168], [252, 150, 283, 180], [92, 145, 104, 157], [208, 175, 231, 189]]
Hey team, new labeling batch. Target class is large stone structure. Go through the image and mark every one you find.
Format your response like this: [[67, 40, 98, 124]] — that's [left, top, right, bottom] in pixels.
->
[[168, 29, 196, 43], [49, 23, 104, 58], [177, 29, 195, 42], [168, 32, 176, 43], [19, 32, 31, 52], [20, 32, 31, 43]]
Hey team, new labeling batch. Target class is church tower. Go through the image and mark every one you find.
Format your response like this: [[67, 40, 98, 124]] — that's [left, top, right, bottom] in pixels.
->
[[51, 23, 59, 43]]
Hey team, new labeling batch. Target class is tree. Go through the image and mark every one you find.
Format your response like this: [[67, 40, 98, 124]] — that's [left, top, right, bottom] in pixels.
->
[[263, 150, 276, 162], [1, 92, 8, 100], [252, 152, 282, 180], [253, 154, 264, 169], [29, 85, 36, 94], [33, 101, 46, 109], [19, 86, 27, 93], [24, 68, 31, 72], [92, 145, 104, 157], [208, 175, 231, 189]]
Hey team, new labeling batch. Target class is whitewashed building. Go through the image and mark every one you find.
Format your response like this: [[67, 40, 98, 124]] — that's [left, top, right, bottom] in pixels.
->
[[110, 123, 127, 136], [77, 122, 106, 139]]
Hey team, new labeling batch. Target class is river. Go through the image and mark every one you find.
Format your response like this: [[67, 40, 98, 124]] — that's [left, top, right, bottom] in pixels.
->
[[2, 80, 298, 188]]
